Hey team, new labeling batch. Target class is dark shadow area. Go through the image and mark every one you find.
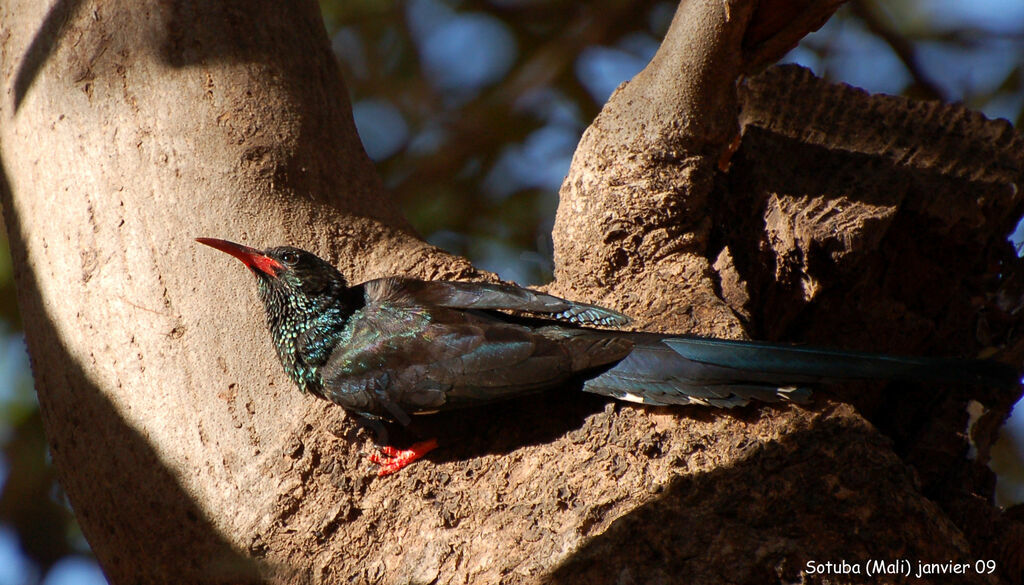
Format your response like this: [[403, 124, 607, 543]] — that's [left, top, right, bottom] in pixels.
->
[[717, 127, 1022, 350], [702, 101, 1024, 582], [716, 125, 1024, 444], [394, 388, 610, 462], [12, 0, 86, 111], [547, 409, 1022, 585], [157, 0, 325, 68], [0, 163, 263, 584], [353, 380, 795, 475]]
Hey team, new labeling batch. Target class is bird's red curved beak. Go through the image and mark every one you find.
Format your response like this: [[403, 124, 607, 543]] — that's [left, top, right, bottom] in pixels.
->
[[196, 238, 284, 276]]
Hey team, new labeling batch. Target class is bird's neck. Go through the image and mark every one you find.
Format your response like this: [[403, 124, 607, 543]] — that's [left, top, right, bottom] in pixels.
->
[[258, 283, 361, 396]]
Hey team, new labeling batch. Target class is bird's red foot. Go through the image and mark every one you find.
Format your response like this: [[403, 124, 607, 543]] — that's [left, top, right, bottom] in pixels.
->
[[368, 439, 439, 476]]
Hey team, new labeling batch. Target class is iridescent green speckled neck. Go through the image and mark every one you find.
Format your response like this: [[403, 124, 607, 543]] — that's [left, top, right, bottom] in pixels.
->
[[253, 251, 359, 398]]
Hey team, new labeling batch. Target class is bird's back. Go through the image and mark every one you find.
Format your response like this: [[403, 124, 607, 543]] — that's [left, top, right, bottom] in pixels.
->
[[319, 290, 633, 421]]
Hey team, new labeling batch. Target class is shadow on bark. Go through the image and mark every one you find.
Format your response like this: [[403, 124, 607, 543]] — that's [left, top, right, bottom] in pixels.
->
[[12, 0, 86, 111], [393, 389, 610, 462], [401, 383, 788, 467], [715, 126, 1022, 442], [717, 128, 1020, 347], [548, 406, 995, 585], [0, 165, 262, 584]]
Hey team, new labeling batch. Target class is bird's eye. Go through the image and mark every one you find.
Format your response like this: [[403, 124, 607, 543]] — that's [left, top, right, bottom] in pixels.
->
[[280, 251, 299, 266]]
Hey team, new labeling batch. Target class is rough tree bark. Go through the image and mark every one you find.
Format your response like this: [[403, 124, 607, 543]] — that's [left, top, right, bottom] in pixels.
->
[[1, 1, 1022, 585]]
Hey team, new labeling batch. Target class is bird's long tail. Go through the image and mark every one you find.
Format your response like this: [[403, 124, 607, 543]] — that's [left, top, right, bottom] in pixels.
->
[[582, 334, 1019, 408]]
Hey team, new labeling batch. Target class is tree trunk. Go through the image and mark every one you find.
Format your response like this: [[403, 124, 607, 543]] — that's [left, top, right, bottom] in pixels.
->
[[0, 0, 472, 582], [2, 1, 1022, 585]]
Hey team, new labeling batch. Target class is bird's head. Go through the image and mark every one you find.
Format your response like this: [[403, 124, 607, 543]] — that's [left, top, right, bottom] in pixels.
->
[[195, 238, 348, 298], [196, 237, 358, 395]]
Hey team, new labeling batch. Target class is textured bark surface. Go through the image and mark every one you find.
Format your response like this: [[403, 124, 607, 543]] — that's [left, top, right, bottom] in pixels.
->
[[550, 0, 756, 342], [731, 66, 1024, 583], [551, 47, 1024, 585], [0, 0, 473, 582], [2, 0, 1023, 584]]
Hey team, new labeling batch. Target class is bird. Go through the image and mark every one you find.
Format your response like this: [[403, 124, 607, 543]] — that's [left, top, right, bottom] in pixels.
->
[[196, 238, 1019, 475]]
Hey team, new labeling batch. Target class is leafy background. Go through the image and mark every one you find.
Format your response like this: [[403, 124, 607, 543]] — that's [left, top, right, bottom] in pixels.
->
[[1, 1, 1022, 583]]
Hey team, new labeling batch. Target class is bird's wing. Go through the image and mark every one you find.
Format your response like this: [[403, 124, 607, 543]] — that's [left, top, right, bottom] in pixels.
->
[[362, 277, 630, 327], [320, 303, 630, 422]]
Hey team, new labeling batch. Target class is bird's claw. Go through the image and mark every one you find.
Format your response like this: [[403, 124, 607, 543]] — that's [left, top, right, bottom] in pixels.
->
[[368, 438, 439, 476]]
